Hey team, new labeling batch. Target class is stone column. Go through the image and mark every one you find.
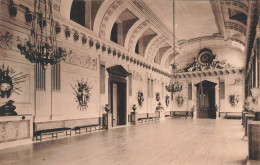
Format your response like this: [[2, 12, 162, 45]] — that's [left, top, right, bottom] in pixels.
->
[[248, 120, 260, 160]]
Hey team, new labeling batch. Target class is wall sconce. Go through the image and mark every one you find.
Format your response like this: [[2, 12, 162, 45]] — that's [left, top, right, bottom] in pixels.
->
[[117, 52, 121, 58], [122, 53, 125, 60], [96, 42, 100, 50], [82, 36, 87, 45], [55, 24, 61, 34], [25, 8, 32, 23], [113, 50, 117, 56], [65, 29, 71, 38], [9, 0, 17, 17], [107, 48, 111, 54], [89, 40, 94, 47], [102, 45, 106, 52], [74, 33, 79, 42]]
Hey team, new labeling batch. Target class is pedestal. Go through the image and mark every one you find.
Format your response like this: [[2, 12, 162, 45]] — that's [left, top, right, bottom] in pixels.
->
[[248, 120, 260, 160], [130, 112, 138, 123], [0, 115, 33, 143], [102, 113, 112, 130], [245, 114, 255, 136]]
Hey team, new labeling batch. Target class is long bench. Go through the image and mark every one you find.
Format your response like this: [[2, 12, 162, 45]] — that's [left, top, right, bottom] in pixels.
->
[[34, 128, 72, 141], [34, 117, 101, 141], [34, 121, 72, 141], [225, 112, 242, 119], [173, 111, 188, 118], [137, 113, 150, 123], [73, 124, 101, 134], [148, 113, 159, 121]]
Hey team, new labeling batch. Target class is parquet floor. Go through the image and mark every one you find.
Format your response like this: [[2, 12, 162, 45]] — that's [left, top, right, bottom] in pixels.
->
[[0, 119, 248, 165]]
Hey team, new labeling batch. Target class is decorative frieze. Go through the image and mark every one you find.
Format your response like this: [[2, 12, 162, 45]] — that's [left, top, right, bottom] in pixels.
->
[[64, 50, 97, 71], [132, 70, 144, 82]]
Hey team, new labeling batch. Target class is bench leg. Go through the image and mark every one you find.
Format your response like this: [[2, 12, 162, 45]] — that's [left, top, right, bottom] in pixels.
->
[[36, 135, 41, 141], [66, 130, 71, 136], [75, 129, 80, 134]]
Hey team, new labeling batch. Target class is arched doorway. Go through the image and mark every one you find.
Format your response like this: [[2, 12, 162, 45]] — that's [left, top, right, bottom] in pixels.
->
[[195, 80, 217, 119]]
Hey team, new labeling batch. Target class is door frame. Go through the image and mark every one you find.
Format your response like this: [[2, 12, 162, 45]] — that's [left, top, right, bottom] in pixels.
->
[[195, 80, 217, 119]]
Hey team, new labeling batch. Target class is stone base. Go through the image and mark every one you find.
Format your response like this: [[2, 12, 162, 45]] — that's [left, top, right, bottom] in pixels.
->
[[130, 112, 138, 123], [248, 120, 260, 160], [245, 156, 260, 165], [102, 113, 112, 130]]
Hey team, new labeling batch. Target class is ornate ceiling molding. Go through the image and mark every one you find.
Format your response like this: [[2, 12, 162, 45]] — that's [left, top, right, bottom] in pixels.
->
[[161, 48, 173, 66], [225, 22, 246, 36], [177, 33, 245, 49], [220, 1, 249, 13], [144, 35, 165, 61], [149, 37, 168, 60], [177, 33, 224, 47], [128, 20, 150, 52], [130, 0, 172, 38], [99, 0, 126, 38]]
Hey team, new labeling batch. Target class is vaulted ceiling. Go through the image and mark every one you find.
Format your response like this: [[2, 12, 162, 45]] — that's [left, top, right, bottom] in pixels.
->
[[142, 0, 247, 69], [55, 0, 251, 72]]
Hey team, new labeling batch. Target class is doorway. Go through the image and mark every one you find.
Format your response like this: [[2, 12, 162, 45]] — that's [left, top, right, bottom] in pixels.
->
[[195, 80, 217, 119], [111, 82, 126, 126], [107, 65, 131, 127]]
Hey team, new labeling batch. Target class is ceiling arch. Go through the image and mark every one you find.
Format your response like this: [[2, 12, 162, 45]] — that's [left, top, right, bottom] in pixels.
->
[[124, 20, 150, 52], [144, 35, 165, 61], [93, 0, 126, 39]]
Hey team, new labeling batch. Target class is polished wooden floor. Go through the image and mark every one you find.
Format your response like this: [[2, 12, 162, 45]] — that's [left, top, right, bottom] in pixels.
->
[[0, 119, 247, 165]]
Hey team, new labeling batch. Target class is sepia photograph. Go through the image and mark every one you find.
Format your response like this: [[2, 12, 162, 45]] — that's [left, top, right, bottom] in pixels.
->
[[0, 0, 259, 164]]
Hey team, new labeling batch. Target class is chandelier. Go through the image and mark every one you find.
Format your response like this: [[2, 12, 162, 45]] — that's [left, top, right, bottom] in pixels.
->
[[166, 64, 183, 94], [165, 0, 183, 95], [17, 0, 66, 69]]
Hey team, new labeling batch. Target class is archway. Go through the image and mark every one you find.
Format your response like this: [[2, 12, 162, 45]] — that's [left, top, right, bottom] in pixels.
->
[[195, 80, 217, 119]]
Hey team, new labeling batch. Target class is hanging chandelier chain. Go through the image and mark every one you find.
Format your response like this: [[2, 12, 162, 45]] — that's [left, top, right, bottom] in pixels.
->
[[165, 0, 183, 95]]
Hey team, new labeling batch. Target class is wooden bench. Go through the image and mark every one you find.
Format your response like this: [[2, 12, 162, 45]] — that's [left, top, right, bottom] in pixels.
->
[[137, 113, 150, 123], [34, 127, 71, 141], [225, 112, 242, 119], [73, 124, 101, 134], [148, 113, 159, 121], [165, 111, 171, 118], [173, 111, 188, 118], [34, 117, 101, 141]]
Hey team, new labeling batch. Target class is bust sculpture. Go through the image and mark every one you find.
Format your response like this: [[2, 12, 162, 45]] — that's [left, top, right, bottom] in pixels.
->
[[0, 100, 17, 116]]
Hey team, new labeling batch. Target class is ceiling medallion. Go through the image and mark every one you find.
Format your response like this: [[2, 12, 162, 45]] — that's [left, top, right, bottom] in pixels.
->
[[197, 48, 214, 65]]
